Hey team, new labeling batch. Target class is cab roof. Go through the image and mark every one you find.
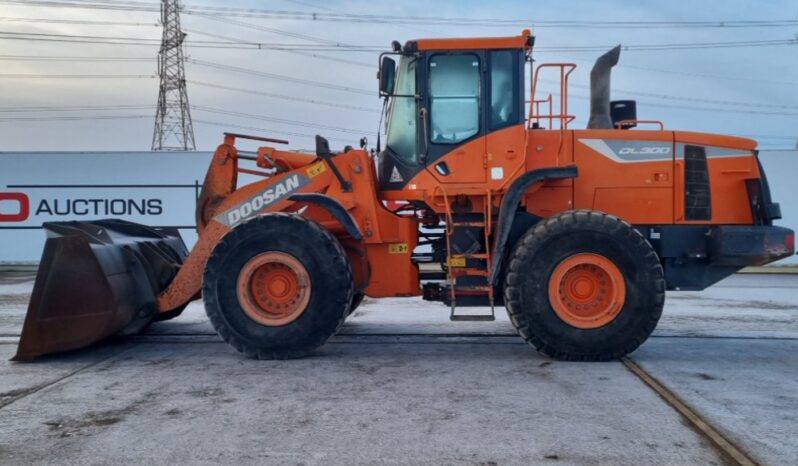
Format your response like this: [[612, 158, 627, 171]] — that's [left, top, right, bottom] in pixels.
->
[[408, 29, 534, 52]]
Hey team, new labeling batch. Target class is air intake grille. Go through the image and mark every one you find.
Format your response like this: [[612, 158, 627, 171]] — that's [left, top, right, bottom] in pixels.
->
[[684, 145, 711, 220]]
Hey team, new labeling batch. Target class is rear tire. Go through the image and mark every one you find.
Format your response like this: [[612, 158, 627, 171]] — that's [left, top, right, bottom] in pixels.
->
[[504, 210, 665, 361], [203, 213, 353, 359]]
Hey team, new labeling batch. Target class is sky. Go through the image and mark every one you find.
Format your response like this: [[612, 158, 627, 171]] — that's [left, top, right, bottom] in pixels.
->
[[0, 0, 796, 152]]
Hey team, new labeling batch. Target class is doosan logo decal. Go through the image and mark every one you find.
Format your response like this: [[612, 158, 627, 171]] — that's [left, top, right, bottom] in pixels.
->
[[0, 192, 30, 222], [217, 173, 310, 227]]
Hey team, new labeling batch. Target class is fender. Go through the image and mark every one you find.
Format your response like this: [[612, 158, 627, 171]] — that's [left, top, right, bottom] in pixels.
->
[[289, 193, 363, 240], [490, 165, 579, 285]]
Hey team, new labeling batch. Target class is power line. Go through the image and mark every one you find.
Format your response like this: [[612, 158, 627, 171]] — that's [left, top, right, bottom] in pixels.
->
[[0, 106, 790, 147], [0, 104, 373, 137], [193, 119, 355, 144], [0, 54, 153, 62], [0, 114, 151, 121], [186, 58, 374, 95], [617, 88, 798, 110], [0, 103, 371, 134], [554, 81, 798, 110], [0, 0, 159, 12], [190, 13, 373, 65], [554, 92, 798, 116], [0, 73, 155, 78], [534, 38, 798, 53], [0, 29, 795, 53], [0, 30, 384, 51], [182, 27, 373, 68], [6, 1, 797, 29], [0, 15, 158, 26], [178, 7, 798, 29], [610, 62, 798, 87], [742, 134, 798, 140], [0, 105, 151, 112], [282, 0, 440, 36], [10, 71, 793, 117], [624, 99, 798, 117], [188, 80, 379, 113], [3, 53, 794, 89], [192, 105, 370, 135], [191, 12, 349, 46], [187, 13, 374, 67]]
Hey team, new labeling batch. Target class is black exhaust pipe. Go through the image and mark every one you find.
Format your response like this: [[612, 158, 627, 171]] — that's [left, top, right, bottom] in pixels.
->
[[587, 45, 622, 130]]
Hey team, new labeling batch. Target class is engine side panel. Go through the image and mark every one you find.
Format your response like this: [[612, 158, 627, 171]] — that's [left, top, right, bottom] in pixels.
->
[[572, 129, 675, 224], [673, 131, 758, 225]]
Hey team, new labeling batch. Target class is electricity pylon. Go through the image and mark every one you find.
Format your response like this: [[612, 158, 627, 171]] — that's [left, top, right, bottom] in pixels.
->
[[151, 0, 195, 151]]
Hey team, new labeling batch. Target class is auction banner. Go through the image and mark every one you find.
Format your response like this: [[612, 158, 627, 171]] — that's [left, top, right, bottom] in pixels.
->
[[0, 151, 213, 263]]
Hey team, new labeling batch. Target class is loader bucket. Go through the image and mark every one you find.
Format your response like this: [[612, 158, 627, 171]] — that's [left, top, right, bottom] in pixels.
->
[[13, 219, 188, 361]]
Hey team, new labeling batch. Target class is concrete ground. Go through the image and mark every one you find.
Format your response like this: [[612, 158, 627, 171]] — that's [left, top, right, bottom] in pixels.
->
[[0, 273, 796, 465]]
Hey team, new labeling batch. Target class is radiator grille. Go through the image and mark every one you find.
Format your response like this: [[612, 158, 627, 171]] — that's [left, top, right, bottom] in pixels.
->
[[684, 145, 711, 220]]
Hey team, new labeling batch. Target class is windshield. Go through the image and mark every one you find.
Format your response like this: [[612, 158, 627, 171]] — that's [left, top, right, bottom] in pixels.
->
[[385, 56, 418, 164]]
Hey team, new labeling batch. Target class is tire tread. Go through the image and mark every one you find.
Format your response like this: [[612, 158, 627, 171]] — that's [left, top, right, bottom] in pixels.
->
[[504, 209, 665, 361], [203, 213, 353, 360]]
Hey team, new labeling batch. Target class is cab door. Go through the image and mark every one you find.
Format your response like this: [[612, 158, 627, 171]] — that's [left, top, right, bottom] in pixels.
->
[[423, 51, 486, 184], [484, 49, 526, 188]]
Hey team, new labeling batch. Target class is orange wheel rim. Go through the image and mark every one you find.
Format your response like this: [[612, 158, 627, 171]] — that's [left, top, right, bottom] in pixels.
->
[[548, 253, 626, 329], [236, 252, 311, 326]]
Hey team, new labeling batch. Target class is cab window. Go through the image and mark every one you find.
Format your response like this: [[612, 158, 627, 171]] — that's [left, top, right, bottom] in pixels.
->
[[489, 50, 519, 130], [429, 54, 480, 144], [386, 57, 418, 164]]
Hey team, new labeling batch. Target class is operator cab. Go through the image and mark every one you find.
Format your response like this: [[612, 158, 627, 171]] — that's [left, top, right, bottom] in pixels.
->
[[376, 31, 534, 190]]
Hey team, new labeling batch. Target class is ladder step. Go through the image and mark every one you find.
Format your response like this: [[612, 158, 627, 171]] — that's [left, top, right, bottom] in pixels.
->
[[454, 285, 493, 293], [450, 269, 489, 277], [451, 253, 489, 260], [450, 222, 485, 227], [450, 314, 496, 322]]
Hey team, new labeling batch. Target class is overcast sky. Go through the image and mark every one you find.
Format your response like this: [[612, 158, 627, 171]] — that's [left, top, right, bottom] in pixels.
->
[[0, 0, 796, 152]]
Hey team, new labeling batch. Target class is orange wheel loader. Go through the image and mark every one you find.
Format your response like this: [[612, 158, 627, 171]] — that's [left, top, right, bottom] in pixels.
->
[[14, 30, 794, 361]]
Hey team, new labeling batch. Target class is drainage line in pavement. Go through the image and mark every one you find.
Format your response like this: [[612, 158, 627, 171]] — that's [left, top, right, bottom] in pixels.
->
[[621, 357, 760, 466], [5, 333, 796, 348], [649, 334, 798, 341], [4, 332, 797, 340]]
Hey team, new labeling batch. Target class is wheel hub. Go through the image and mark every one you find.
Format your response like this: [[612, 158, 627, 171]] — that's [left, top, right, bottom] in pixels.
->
[[548, 253, 626, 329], [237, 252, 311, 326]]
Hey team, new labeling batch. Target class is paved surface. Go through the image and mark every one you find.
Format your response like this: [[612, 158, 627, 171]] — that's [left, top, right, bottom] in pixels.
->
[[0, 273, 796, 465]]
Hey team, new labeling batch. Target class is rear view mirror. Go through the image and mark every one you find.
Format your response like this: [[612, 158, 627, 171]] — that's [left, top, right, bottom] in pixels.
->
[[379, 56, 396, 96], [315, 135, 331, 158]]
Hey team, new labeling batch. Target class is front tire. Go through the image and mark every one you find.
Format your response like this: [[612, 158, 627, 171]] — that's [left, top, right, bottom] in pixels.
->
[[504, 210, 665, 361], [203, 213, 353, 359]]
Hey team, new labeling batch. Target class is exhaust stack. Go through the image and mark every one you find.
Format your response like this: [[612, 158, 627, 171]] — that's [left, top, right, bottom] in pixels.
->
[[587, 45, 622, 130]]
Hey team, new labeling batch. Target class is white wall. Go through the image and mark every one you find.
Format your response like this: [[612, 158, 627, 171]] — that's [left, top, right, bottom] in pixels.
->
[[0, 150, 795, 264], [0, 152, 213, 263], [759, 150, 797, 264]]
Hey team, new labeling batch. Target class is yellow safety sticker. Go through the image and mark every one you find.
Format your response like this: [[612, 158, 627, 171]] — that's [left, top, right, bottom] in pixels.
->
[[306, 162, 326, 178], [388, 243, 409, 254], [448, 257, 466, 267]]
